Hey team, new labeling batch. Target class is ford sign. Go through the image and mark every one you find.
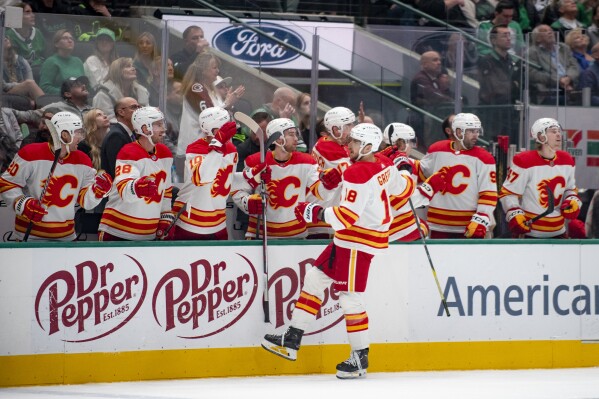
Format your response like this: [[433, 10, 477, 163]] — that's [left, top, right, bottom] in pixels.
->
[[212, 22, 305, 66]]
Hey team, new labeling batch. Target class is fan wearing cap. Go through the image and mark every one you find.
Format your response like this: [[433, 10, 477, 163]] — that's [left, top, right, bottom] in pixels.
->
[[98, 107, 174, 241], [39, 29, 85, 95], [0, 111, 112, 241], [213, 75, 246, 113], [84, 28, 118, 89], [499, 117, 580, 238]]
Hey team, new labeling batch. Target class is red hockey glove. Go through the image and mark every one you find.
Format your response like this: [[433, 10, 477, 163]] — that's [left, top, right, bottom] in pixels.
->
[[92, 170, 113, 198], [320, 167, 342, 190], [560, 196, 581, 220], [247, 194, 264, 215], [418, 167, 449, 200], [392, 153, 414, 174], [209, 121, 237, 153], [378, 145, 398, 160], [294, 202, 323, 224], [15, 196, 47, 223], [243, 162, 271, 190], [464, 212, 490, 238], [156, 212, 176, 240], [506, 208, 530, 235], [133, 176, 158, 199]]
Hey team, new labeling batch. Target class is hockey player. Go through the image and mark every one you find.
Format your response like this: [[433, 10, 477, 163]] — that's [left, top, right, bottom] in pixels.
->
[[0, 112, 112, 241], [261, 123, 415, 379], [98, 107, 174, 241], [417, 113, 498, 238], [308, 106, 355, 237], [171, 107, 239, 240], [499, 118, 580, 238], [232, 118, 339, 239]]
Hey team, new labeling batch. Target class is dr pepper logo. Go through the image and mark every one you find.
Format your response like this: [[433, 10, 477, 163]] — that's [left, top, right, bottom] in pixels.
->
[[34, 255, 147, 342], [152, 254, 257, 338]]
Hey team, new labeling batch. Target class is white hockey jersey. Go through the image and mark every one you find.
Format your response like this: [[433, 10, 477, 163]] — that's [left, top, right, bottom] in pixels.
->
[[174, 138, 238, 235], [0, 143, 100, 241], [418, 140, 498, 233], [99, 141, 173, 240], [499, 150, 579, 238]]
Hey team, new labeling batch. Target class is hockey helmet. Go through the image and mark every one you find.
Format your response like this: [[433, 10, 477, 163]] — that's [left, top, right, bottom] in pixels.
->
[[51, 111, 83, 145], [324, 107, 356, 140], [530, 117, 561, 144], [349, 123, 383, 160], [132, 107, 165, 138], [199, 107, 230, 137], [384, 123, 416, 146]]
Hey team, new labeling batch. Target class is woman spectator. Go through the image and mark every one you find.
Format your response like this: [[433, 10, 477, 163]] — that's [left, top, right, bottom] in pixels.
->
[[2, 37, 44, 108], [177, 52, 221, 158], [79, 108, 110, 170], [133, 32, 159, 92], [5, 2, 45, 74], [565, 28, 594, 72], [83, 28, 118, 90], [39, 29, 85, 95], [92, 57, 149, 122], [148, 56, 175, 106]]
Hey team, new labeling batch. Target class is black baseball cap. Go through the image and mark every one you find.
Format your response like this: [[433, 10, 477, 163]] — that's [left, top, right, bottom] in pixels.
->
[[61, 76, 90, 98]]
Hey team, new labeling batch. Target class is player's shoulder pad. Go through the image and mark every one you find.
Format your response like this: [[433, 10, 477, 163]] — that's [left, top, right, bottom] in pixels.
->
[[18, 142, 54, 162], [155, 143, 173, 159], [469, 146, 496, 164], [555, 150, 575, 166], [116, 142, 148, 161], [224, 141, 238, 155], [426, 140, 452, 154], [244, 151, 262, 168], [65, 150, 93, 167], [288, 152, 317, 166], [186, 138, 210, 155], [343, 159, 387, 184]]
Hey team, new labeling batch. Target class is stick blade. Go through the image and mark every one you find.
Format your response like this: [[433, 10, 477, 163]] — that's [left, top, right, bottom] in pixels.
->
[[44, 118, 62, 152], [235, 111, 268, 162]]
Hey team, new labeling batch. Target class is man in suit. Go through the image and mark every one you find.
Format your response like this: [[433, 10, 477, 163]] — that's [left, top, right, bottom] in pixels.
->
[[100, 97, 141, 178]]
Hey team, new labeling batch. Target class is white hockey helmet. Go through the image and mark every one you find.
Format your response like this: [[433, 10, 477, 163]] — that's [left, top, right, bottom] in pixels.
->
[[452, 113, 482, 148], [384, 123, 416, 145], [266, 118, 297, 152], [530, 117, 561, 144], [324, 107, 356, 140], [132, 107, 165, 138], [51, 111, 83, 145], [350, 123, 383, 160], [199, 107, 230, 137]]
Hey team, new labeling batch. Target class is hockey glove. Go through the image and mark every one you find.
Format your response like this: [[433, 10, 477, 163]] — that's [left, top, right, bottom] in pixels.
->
[[156, 212, 176, 240], [243, 162, 271, 190], [92, 170, 113, 198], [506, 208, 530, 235], [418, 167, 449, 200], [133, 176, 158, 199], [378, 145, 398, 160], [560, 196, 581, 220], [15, 196, 47, 223], [392, 153, 414, 174], [294, 202, 323, 224], [247, 194, 264, 215], [464, 212, 490, 238], [209, 121, 237, 154], [320, 167, 342, 190]]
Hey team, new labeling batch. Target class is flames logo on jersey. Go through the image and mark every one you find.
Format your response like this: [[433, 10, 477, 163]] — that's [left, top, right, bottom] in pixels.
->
[[266, 176, 301, 209], [145, 170, 167, 204], [441, 165, 470, 195], [537, 177, 565, 207], [211, 165, 233, 198], [41, 174, 78, 208]]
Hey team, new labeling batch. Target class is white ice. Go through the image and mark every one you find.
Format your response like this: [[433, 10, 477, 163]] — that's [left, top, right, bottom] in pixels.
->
[[1, 368, 598, 399]]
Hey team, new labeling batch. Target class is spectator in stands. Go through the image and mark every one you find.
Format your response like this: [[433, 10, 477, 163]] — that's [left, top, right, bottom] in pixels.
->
[[5, 2, 46, 73], [213, 75, 246, 113], [133, 32, 159, 93], [177, 52, 221, 158], [100, 97, 141, 178], [2, 37, 44, 108], [588, 4, 599, 47], [71, 0, 112, 17], [163, 79, 183, 157], [39, 30, 85, 95], [476, 1, 525, 56], [417, 0, 471, 27], [528, 24, 580, 104], [512, 0, 541, 33], [83, 28, 118, 90], [0, 108, 23, 173], [296, 92, 311, 148], [551, 0, 587, 40], [92, 57, 149, 122], [30, 0, 70, 39], [146, 56, 174, 106], [579, 42, 599, 104], [172, 25, 210, 80], [478, 24, 521, 142], [79, 108, 110, 169], [565, 28, 594, 71]]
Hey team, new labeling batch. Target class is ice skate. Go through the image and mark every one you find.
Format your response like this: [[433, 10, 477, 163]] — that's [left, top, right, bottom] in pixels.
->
[[336, 348, 369, 379], [261, 326, 303, 361]]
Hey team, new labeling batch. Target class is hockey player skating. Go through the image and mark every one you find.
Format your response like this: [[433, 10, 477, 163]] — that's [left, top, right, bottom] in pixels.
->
[[232, 118, 339, 239], [261, 123, 415, 379], [98, 107, 174, 241], [417, 113, 498, 238], [171, 107, 239, 240], [499, 118, 580, 238], [0, 112, 112, 241], [308, 106, 355, 237]]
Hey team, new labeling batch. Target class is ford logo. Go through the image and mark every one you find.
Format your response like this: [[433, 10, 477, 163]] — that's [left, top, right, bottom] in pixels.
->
[[212, 22, 305, 66]]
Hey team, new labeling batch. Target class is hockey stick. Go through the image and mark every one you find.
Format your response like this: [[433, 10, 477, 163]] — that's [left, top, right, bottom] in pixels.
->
[[526, 185, 555, 225], [234, 111, 282, 323], [156, 203, 186, 241], [407, 198, 451, 317], [23, 119, 62, 242]]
